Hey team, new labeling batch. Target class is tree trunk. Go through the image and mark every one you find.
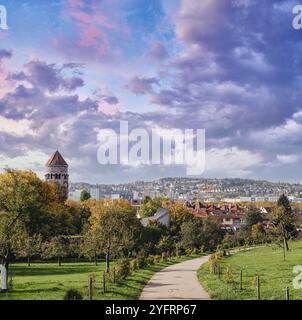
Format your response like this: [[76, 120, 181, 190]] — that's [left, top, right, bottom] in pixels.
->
[[27, 256, 31, 267], [58, 256, 61, 267], [94, 253, 98, 266], [106, 252, 110, 273], [0, 264, 8, 291]]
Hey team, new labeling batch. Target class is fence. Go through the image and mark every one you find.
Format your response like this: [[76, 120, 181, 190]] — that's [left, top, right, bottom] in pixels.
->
[[208, 261, 298, 300]]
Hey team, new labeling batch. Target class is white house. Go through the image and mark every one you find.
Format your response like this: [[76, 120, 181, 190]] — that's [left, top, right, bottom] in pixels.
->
[[141, 208, 170, 228]]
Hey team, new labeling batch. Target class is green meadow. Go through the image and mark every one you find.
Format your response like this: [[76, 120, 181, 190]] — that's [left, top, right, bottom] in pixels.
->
[[0, 255, 197, 300], [198, 241, 302, 300]]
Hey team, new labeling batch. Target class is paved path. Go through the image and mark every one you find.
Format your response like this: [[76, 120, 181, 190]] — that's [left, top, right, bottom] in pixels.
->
[[140, 256, 210, 300]]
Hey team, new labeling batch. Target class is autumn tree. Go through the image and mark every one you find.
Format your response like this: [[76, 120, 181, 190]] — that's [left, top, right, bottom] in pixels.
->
[[88, 203, 143, 272], [0, 170, 55, 289]]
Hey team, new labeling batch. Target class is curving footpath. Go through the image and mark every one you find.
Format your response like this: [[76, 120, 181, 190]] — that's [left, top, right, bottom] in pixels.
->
[[140, 256, 210, 300]]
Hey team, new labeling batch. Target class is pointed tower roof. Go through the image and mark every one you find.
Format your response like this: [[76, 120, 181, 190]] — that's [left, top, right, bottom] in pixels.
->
[[46, 150, 68, 166]]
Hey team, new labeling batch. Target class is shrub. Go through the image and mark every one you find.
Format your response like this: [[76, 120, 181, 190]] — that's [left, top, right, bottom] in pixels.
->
[[208, 254, 218, 274], [161, 252, 168, 262], [223, 267, 234, 284], [154, 255, 161, 263], [147, 255, 155, 265], [138, 256, 148, 268], [130, 258, 139, 272], [63, 289, 83, 300], [116, 258, 131, 280]]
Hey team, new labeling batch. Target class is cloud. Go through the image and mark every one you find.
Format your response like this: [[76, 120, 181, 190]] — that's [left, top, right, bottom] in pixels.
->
[[127, 77, 159, 95], [148, 42, 169, 61], [9, 61, 84, 93], [0, 49, 12, 63]]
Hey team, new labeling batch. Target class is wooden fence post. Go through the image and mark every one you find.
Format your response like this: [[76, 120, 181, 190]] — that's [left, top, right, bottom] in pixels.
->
[[88, 277, 93, 300], [218, 264, 221, 279], [285, 287, 289, 300], [103, 271, 106, 294], [256, 275, 260, 300]]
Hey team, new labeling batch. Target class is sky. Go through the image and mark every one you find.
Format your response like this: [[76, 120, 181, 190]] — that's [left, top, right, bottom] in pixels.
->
[[0, 0, 302, 184]]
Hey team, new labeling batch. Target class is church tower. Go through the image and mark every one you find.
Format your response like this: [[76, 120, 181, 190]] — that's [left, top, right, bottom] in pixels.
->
[[45, 151, 69, 192]]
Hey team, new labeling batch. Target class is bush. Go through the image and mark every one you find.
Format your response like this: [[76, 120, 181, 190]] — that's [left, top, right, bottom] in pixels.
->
[[138, 256, 148, 268], [208, 254, 218, 274], [161, 252, 168, 262], [147, 255, 155, 265], [116, 258, 131, 280], [223, 267, 234, 284], [154, 255, 161, 263], [63, 289, 83, 300], [130, 258, 139, 272], [185, 248, 194, 256]]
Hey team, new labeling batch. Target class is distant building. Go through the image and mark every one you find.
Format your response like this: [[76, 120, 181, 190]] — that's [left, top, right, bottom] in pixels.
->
[[45, 150, 69, 197], [90, 187, 102, 200], [141, 208, 170, 228]]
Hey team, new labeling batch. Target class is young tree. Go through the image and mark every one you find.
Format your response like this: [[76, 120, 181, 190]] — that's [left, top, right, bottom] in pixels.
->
[[272, 194, 296, 251], [92, 205, 143, 271], [80, 230, 102, 265], [15, 233, 42, 267], [42, 236, 69, 266]]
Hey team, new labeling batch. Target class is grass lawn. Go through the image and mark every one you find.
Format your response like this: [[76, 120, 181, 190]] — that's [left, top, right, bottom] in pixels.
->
[[198, 241, 302, 300], [0, 255, 199, 300]]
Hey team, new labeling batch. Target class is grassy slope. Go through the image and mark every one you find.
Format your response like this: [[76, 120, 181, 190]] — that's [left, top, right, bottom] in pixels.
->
[[198, 241, 302, 300], [0, 255, 198, 300]]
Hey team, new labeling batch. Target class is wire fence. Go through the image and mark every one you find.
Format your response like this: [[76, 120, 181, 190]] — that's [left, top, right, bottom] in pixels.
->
[[204, 259, 302, 300]]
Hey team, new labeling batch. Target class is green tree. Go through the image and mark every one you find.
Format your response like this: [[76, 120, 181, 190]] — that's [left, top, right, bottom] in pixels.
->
[[180, 218, 204, 250], [42, 236, 69, 266], [80, 190, 91, 202], [87, 205, 143, 271], [15, 233, 42, 267], [139, 197, 165, 218], [245, 207, 263, 230], [80, 229, 102, 265], [272, 194, 296, 252], [0, 170, 55, 289]]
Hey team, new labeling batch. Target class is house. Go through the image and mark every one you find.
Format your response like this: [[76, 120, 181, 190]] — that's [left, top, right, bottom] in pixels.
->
[[141, 207, 170, 228]]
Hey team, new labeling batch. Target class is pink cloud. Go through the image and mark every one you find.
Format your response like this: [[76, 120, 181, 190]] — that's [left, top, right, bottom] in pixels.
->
[[55, 0, 115, 60]]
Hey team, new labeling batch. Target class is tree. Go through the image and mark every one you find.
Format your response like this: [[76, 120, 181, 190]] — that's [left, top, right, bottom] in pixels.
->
[[80, 190, 91, 202], [201, 218, 224, 251], [42, 236, 69, 266], [245, 207, 263, 230], [89, 204, 143, 271], [272, 194, 296, 252], [169, 202, 194, 237], [251, 224, 266, 244], [143, 220, 169, 255], [0, 170, 55, 289], [180, 218, 204, 250], [15, 233, 42, 266], [80, 230, 102, 265], [139, 197, 165, 218]]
